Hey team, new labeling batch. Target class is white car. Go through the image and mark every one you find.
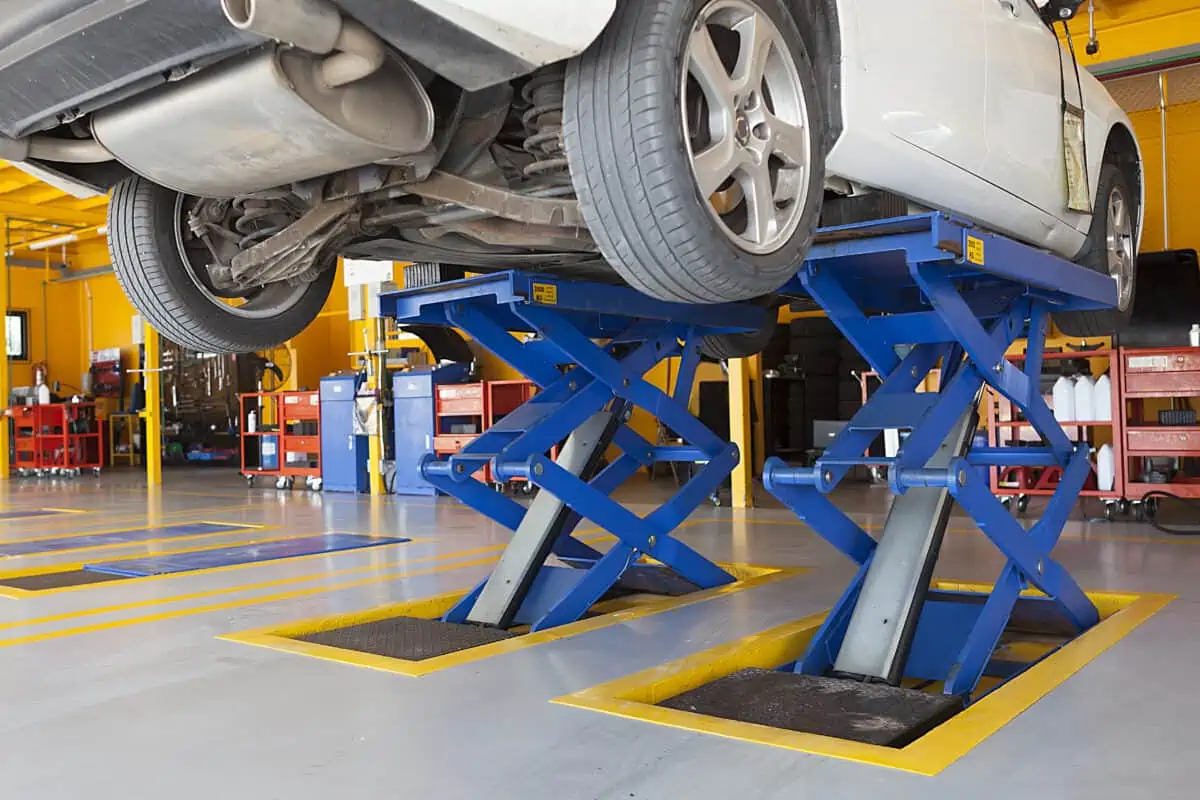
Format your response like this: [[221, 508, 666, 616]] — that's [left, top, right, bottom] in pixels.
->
[[0, 0, 1139, 353]]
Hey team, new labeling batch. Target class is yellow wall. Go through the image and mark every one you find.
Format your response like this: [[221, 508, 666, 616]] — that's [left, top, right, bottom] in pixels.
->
[[1068, 0, 1200, 73], [7, 268, 86, 390]]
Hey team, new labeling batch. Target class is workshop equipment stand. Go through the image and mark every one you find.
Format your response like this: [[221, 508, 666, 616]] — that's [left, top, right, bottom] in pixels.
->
[[380, 272, 767, 633], [278, 390, 322, 491], [762, 214, 1114, 713], [239, 392, 281, 487]]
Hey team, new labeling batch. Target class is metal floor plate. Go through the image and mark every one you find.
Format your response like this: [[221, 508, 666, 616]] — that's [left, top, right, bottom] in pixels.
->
[[296, 617, 519, 661], [659, 668, 964, 748]]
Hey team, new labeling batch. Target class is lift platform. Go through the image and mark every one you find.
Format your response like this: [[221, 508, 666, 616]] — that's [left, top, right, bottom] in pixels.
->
[[379, 271, 766, 636], [379, 211, 1117, 745]]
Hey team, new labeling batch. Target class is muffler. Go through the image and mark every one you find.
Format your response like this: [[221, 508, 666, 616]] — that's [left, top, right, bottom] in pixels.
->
[[91, 0, 433, 198]]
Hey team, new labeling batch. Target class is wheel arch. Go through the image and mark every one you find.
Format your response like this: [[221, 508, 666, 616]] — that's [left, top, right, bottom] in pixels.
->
[[787, 0, 842, 155], [1102, 121, 1143, 247]]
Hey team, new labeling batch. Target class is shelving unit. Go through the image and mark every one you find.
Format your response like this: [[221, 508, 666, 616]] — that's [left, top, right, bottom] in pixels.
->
[[240, 392, 281, 486], [1119, 346, 1200, 505], [108, 412, 142, 466], [986, 349, 1122, 513]]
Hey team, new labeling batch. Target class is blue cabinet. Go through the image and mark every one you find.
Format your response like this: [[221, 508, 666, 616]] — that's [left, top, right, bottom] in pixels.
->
[[319, 375, 369, 493], [393, 363, 470, 496]]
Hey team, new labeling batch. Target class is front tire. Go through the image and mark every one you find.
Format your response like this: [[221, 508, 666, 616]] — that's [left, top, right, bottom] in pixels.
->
[[1056, 162, 1137, 337], [564, 0, 825, 304], [108, 176, 336, 354]]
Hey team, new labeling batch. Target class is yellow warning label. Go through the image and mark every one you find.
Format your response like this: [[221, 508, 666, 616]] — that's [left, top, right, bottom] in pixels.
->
[[966, 236, 985, 266], [532, 283, 558, 305]]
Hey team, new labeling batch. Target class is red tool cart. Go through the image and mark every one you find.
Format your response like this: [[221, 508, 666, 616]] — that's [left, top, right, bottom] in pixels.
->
[[1119, 346, 1200, 519], [987, 349, 1123, 517], [240, 392, 282, 487], [433, 380, 538, 492], [11, 402, 102, 477], [278, 390, 322, 490], [10, 405, 37, 475]]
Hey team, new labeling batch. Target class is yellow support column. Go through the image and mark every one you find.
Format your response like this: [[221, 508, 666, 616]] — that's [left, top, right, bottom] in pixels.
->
[[142, 322, 162, 487], [0, 237, 8, 480], [366, 314, 385, 496], [728, 356, 754, 508]]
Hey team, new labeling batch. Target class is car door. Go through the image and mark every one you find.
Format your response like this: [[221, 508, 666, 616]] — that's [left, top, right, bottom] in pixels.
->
[[981, 0, 1081, 217], [849, 0, 990, 175]]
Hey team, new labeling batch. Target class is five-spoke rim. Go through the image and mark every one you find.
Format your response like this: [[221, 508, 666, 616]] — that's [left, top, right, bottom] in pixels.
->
[[681, 0, 811, 255], [1106, 185, 1134, 312]]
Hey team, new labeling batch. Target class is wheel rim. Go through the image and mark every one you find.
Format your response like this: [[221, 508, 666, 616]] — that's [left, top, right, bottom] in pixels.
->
[[681, 0, 812, 255], [1106, 185, 1135, 312], [172, 194, 311, 322]]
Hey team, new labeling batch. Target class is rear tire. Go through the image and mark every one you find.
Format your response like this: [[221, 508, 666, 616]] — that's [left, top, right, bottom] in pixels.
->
[[564, 0, 826, 304], [1056, 162, 1137, 337], [108, 176, 336, 354], [699, 309, 777, 360]]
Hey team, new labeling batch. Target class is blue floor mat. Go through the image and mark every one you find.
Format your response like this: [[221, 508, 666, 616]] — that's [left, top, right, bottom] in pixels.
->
[[0, 522, 256, 556], [84, 533, 409, 577]]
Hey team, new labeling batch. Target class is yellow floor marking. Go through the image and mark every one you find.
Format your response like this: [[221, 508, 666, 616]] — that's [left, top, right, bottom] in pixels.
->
[[0, 519, 265, 547], [553, 582, 1174, 775], [221, 564, 805, 678], [0, 530, 349, 598], [0, 555, 507, 649], [0, 533, 613, 627]]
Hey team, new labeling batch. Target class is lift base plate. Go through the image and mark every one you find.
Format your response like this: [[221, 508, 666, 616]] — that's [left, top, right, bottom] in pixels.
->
[[660, 668, 963, 748], [297, 616, 520, 662]]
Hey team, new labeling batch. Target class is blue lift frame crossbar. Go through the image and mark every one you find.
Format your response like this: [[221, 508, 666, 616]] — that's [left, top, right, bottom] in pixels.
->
[[379, 272, 767, 632], [765, 213, 1110, 698]]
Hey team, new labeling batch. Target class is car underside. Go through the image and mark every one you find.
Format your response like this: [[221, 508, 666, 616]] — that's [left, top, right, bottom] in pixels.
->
[[0, 0, 1136, 353]]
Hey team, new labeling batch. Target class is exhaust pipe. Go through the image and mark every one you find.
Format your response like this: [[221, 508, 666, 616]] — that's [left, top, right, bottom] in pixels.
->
[[0, 133, 111, 164], [222, 0, 386, 87]]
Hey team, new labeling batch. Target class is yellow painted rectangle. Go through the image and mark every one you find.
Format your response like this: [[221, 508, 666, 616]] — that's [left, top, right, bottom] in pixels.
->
[[221, 563, 804, 677], [531, 282, 558, 305], [966, 235, 985, 265], [552, 581, 1174, 776]]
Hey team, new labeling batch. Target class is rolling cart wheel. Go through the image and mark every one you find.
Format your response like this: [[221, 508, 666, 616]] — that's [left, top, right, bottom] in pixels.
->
[[1103, 502, 1117, 522], [245, 474, 255, 487], [521, 481, 536, 496], [1144, 496, 1158, 520], [1000, 496, 1012, 508], [275, 476, 288, 490], [1133, 502, 1146, 522], [1117, 498, 1131, 516], [92, 468, 101, 477], [310, 478, 323, 492], [286, 477, 295, 490], [1016, 495, 1030, 514]]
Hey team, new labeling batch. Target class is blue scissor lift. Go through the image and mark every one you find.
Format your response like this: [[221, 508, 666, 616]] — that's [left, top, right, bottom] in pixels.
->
[[380, 212, 1115, 737]]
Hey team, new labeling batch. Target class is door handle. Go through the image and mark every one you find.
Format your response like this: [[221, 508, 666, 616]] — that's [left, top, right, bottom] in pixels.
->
[[998, 0, 1021, 16]]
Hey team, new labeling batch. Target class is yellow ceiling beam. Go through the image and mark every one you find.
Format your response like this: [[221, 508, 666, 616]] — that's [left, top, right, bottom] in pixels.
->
[[1067, 0, 1200, 71], [0, 199, 105, 226]]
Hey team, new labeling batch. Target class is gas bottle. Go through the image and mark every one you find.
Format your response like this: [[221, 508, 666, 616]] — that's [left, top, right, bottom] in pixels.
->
[[1074, 376, 1095, 422], [1093, 374, 1112, 422], [1096, 444, 1115, 492], [247, 410, 257, 434], [1052, 376, 1075, 423]]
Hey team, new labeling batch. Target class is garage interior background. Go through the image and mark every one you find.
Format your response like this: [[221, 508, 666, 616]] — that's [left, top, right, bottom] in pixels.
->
[[0, 0, 1194, 483]]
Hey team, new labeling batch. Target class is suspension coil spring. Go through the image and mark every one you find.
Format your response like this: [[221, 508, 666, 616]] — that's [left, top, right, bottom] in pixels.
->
[[232, 196, 293, 250], [521, 66, 569, 183]]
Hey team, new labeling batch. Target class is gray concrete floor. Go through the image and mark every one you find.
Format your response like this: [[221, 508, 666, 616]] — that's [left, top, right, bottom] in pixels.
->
[[0, 466, 1192, 798]]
